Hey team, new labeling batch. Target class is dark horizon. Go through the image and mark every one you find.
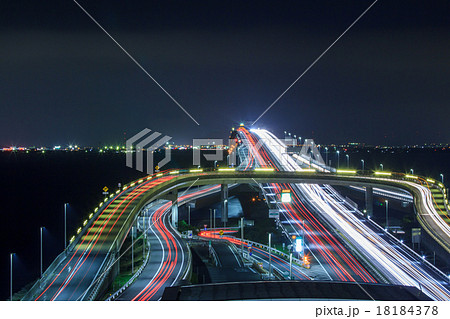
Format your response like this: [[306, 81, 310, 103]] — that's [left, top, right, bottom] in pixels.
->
[[2, 0, 449, 146]]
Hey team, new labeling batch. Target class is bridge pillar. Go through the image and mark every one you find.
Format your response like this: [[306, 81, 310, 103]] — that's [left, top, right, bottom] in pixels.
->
[[169, 190, 179, 228], [221, 184, 228, 226], [365, 186, 373, 218], [171, 203, 178, 228]]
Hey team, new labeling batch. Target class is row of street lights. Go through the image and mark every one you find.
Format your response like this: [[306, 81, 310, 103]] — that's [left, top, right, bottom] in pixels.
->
[[284, 131, 446, 181], [285, 134, 445, 183], [332, 151, 445, 183], [10, 202, 69, 300]]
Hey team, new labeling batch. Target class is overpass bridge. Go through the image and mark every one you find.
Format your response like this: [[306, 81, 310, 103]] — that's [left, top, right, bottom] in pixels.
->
[[88, 168, 450, 255], [24, 168, 450, 300]]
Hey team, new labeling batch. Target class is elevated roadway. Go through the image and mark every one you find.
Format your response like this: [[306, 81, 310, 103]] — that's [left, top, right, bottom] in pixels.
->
[[24, 168, 449, 300]]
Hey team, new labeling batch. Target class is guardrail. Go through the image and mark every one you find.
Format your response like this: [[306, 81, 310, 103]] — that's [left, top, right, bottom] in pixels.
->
[[366, 211, 450, 282], [105, 238, 151, 301], [82, 252, 115, 301], [198, 234, 306, 269], [237, 238, 305, 267], [21, 251, 67, 300], [25, 166, 448, 300]]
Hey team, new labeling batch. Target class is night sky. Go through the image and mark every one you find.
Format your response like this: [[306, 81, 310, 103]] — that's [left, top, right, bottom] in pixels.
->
[[1, 0, 449, 146]]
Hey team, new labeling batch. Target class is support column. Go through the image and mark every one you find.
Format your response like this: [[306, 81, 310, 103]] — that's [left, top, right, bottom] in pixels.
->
[[221, 184, 228, 225], [365, 186, 373, 218], [171, 200, 178, 228], [166, 190, 179, 228]]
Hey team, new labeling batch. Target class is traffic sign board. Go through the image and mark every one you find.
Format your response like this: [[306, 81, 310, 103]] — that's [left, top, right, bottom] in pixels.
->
[[412, 228, 421, 244], [269, 209, 279, 219], [281, 189, 292, 203]]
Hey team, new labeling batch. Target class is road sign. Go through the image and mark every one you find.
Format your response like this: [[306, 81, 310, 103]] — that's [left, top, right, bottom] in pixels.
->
[[219, 230, 224, 237], [102, 186, 109, 195], [412, 228, 421, 244], [187, 230, 193, 239], [269, 209, 280, 219], [188, 201, 196, 209], [204, 224, 207, 231], [295, 237, 304, 253], [281, 189, 292, 203], [155, 165, 160, 172]]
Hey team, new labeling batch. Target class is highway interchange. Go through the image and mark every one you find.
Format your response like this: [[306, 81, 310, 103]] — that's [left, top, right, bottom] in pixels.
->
[[22, 126, 450, 301]]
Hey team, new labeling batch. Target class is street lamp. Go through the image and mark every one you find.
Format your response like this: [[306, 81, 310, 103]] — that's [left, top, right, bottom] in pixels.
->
[[289, 252, 293, 280], [209, 209, 213, 230], [325, 147, 328, 166], [40, 226, 45, 278], [187, 204, 191, 226], [441, 174, 444, 184], [361, 159, 365, 171], [380, 164, 383, 171], [410, 169, 414, 174], [385, 200, 389, 230], [131, 226, 134, 274], [64, 203, 68, 250], [268, 233, 272, 279], [10, 253, 14, 301], [346, 154, 349, 168], [336, 151, 340, 168], [240, 217, 244, 256]]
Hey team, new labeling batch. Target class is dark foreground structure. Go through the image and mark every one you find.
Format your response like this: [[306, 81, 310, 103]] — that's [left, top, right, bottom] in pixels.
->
[[161, 281, 432, 301]]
